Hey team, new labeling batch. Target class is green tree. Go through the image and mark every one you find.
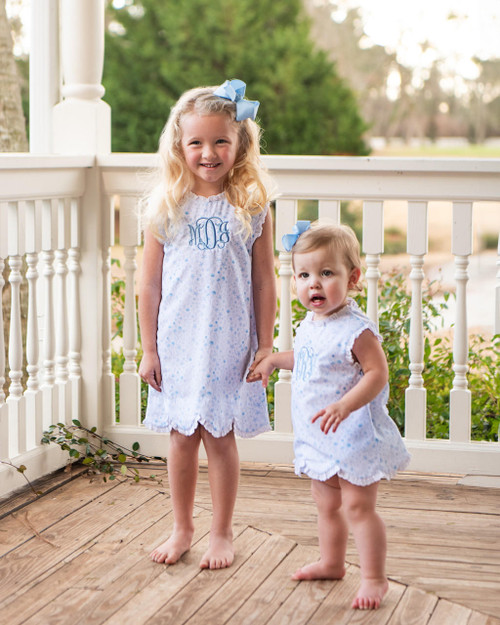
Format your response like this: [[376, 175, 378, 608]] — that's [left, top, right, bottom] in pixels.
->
[[103, 0, 369, 155]]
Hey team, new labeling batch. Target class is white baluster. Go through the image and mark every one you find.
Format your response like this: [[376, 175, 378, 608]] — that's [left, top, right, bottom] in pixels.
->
[[41, 199, 57, 430], [55, 197, 70, 425], [405, 201, 428, 440], [0, 257, 5, 406], [7, 255, 23, 458], [24, 200, 42, 451], [0, 254, 7, 460], [119, 196, 141, 425], [495, 233, 500, 336], [318, 199, 340, 223], [102, 228, 115, 424], [362, 201, 384, 328], [6, 202, 26, 459], [68, 198, 81, 421], [274, 199, 297, 434], [450, 201, 472, 442]]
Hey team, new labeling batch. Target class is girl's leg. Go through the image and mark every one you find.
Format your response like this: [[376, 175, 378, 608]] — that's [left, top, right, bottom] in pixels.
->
[[199, 427, 239, 569], [150, 428, 201, 564], [339, 478, 388, 610], [292, 476, 348, 580]]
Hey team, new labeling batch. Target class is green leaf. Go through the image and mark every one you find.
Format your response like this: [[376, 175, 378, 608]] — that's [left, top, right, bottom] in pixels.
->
[[118, 454, 127, 463], [132, 442, 140, 451], [17, 465, 27, 473], [120, 464, 128, 475], [72, 419, 81, 427]]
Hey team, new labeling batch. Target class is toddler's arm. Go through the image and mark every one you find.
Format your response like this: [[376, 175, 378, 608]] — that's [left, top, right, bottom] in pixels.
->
[[246, 351, 294, 387], [312, 329, 388, 434], [138, 229, 164, 392]]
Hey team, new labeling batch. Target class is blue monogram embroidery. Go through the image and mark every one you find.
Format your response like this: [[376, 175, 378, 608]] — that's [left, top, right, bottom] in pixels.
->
[[295, 346, 315, 382], [189, 217, 230, 250]]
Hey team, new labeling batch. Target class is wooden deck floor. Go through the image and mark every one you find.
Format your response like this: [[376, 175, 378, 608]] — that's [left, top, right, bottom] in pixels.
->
[[0, 462, 499, 625]]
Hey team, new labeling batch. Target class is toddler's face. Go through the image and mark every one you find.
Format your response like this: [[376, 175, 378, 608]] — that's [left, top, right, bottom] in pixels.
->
[[180, 113, 239, 197], [293, 247, 360, 320]]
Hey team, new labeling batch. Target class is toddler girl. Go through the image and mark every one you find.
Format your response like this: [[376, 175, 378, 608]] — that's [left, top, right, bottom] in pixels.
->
[[139, 79, 276, 570], [248, 221, 410, 609]]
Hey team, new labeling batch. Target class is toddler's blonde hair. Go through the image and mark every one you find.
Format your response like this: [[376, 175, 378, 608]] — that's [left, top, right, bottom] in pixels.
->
[[142, 85, 275, 239], [292, 222, 362, 291]]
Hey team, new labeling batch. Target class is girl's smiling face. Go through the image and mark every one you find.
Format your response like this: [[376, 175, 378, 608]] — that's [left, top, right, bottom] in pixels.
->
[[180, 113, 239, 197], [293, 247, 360, 320]]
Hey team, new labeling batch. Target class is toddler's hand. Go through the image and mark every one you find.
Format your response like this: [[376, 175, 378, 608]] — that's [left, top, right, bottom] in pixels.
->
[[139, 352, 162, 392], [246, 352, 275, 387], [311, 402, 350, 434]]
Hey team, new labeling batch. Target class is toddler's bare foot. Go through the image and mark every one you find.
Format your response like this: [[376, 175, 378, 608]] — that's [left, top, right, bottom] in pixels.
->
[[200, 532, 234, 570], [149, 529, 193, 564], [351, 577, 388, 610], [291, 560, 346, 581]]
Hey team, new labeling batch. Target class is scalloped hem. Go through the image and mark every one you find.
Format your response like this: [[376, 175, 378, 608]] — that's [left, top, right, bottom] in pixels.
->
[[294, 458, 410, 486], [143, 418, 271, 439]]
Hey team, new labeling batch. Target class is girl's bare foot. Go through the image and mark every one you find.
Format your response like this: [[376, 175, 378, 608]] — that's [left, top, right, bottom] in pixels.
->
[[351, 578, 388, 610], [199, 532, 234, 570], [149, 529, 193, 564], [291, 560, 346, 581]]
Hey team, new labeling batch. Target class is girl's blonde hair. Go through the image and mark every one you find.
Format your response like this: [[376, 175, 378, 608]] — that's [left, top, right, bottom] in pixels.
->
[[142, 85, 275, 239], [292, 222, 362, 291]]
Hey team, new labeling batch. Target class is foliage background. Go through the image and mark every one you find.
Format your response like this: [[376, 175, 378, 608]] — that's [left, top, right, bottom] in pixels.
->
[[103, 0, 369, 155]]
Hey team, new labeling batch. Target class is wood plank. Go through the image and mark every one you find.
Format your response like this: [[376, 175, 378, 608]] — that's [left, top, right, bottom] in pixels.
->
[[0, 481, 158, 601], [0, 492, 180, 624], [101, 526, 267, 625], [386, 586, 438, 625], [0, 472, 122, 556], [427, 599, 472, 625], [306, 564, 362, 625], [224, 544, 319, 625], [265, 576, 336, 625], [183, 533, 298, 625], [345, 580, 406, 625]]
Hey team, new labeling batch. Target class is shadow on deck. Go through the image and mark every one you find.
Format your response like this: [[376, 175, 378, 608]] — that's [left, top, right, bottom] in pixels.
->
[[0, 462, 499, 624]]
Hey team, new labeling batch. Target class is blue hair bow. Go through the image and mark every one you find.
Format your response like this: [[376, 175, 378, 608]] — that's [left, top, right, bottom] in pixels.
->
[[282, 220, 311, 252], [213, 79, 260, 121]]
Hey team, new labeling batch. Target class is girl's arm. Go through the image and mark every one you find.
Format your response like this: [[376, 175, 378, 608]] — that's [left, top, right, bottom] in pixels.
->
[[138, 228, 164, 392], [312, 329, 389, 434], [246, 350, 294, 387], [248, 208, 277, 370]]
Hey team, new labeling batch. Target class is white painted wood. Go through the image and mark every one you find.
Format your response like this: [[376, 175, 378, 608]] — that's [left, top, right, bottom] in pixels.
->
[[318, 199, 340, 223], [496, 234, 500, 335], [0, 256, 5, 406], [29, 0, 59, 153], [405, 202, 428, 440], [450, 202, 473, 443], [363, 201, 384, 327], [25, 200, 41, 450], [102, 196, 115, 426], [53, 0, 111, 154], [274, 199, 297, 435], [68, 198, 81, 423], [41, 199, 56, 431], [118, 196, 141, 426]]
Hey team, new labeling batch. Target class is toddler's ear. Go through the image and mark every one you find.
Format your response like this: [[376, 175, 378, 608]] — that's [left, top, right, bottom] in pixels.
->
[[348, 267, 361, 289]]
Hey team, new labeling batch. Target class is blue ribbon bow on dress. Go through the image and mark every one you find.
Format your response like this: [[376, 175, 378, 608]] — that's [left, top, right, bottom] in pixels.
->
[[282, 220, 311, 251], [213, 79, 260, 121]]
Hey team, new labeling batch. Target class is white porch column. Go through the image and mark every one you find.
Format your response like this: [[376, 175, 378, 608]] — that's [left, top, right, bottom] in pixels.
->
[[29, 0, 60, 153], [53, 0, 111, 154], [52, 0, 111, 433]]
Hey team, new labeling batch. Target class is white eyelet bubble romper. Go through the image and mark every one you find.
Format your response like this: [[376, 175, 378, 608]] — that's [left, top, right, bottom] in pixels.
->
[[292, 299, 410, 486], [143, 193, 271, 439]]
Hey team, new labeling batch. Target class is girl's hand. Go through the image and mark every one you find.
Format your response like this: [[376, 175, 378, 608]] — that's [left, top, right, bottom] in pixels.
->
[[246, 352, 275, 387], [311, 402, 350, 434], [139, 352, 162, 392]]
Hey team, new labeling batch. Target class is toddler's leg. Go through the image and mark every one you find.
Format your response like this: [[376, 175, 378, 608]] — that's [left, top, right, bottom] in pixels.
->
[[199, 427, 239, 569], [150, 428, 201, 564], [340, 478, 388, 610], [292, 476, 348, 581]]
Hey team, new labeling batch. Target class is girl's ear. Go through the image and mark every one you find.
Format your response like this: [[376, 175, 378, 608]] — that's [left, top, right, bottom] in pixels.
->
[[348, 267, 361, 289]]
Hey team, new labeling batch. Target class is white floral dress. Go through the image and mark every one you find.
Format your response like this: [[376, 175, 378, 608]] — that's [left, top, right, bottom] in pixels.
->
[[292, 299, 410, 485], [143, 193, 271, 438]]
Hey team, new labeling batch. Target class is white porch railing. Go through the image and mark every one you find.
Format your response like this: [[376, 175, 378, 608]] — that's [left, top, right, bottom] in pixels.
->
[[1, 153, 499, 499]]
